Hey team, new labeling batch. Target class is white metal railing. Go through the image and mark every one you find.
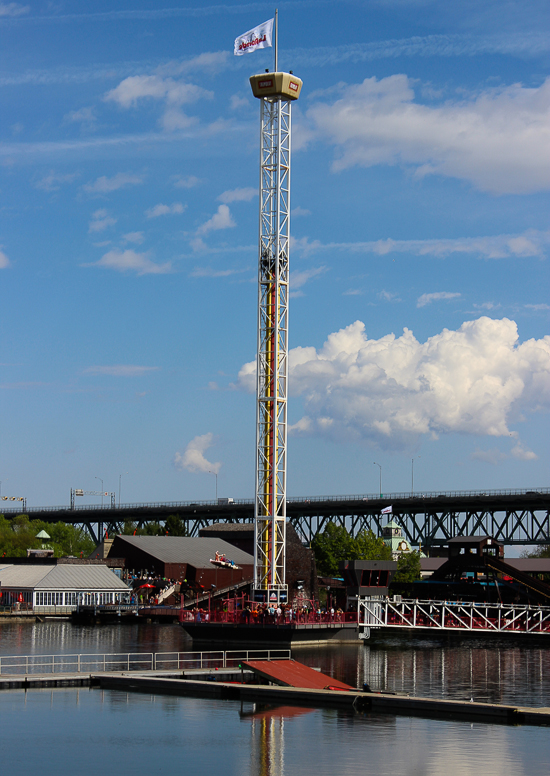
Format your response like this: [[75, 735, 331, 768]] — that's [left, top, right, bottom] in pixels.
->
[[2, 487, 547, 514], [0, 648, 291, 676], [357, 598, 550, 636]]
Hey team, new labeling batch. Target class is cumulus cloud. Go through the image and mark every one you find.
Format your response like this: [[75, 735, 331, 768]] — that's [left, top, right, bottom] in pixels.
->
[[236, 317, 550, 449], [88, 209, 117, 233], [218, 187, 256, 204], [305, 75, 550, 194], [417, 291, 461, 308], [145, 202, 186, 218], [105, 75, 209, 108], [0, 248, 10, 268], [174, 433, 221, 474], [104, 74, 211, 132], [35, 170, 79, 192], [83, 365, 159, 377], [84, 172, 143, 194], [85, 248, 171, 275], [196, 204, 236, 236], [510, 442, 538, 461]]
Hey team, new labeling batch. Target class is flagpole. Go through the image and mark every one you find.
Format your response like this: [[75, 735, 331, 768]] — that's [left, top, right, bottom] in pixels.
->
[[274, 8, 278, 71]]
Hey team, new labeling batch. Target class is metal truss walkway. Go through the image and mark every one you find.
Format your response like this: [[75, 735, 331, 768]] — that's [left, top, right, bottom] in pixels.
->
[[2, 488, 548, 547], [357, 597, 550, 637]]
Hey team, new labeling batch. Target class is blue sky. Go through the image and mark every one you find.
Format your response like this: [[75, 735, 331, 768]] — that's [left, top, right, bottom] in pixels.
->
[[1, 0, 549, 509]]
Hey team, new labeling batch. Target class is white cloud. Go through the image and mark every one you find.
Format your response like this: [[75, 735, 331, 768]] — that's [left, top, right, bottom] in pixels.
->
[[417, 291, 461, 308], [122, 231, 144, 244], [172, 174, 199, 189], [291, 266, 327, 294], [0, 248, 10, 268], [174, 433, 221, 474], [190, 266, 247, 278], [35, 171, 79, 191], [104, 74, 211, 132], [292, 206, 311, 217], [306, 76, 550, 194], [88, 209, 117, 233], [196, 204, 236, 236], [145, 202, 186, 218], [83, 365, 159, 377], [64, 106, 96, 125], [293, 230, 550, 260], [105, 75, 208, 108], [218, 187, 256, 204], [510, 442, 538, 461], [236, 317, 550, 449], [83, 172, 143, 194], [0, 3, 29, 17], [85, 248, 171, 275], [379, 290, 401, 302], [343, 288, 364, 296]]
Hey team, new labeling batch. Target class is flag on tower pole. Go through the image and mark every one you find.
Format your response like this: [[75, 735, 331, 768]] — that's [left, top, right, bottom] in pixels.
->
[[381, 505, 393, 515], [234, 18, 274, 56]]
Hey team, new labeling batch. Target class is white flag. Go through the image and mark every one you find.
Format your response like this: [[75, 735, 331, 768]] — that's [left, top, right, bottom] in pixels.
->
[[234, 18, 274, 56], [381, 505, 392, 514]]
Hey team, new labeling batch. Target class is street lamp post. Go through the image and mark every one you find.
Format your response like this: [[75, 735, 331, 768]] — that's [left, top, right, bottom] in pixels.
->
[[119, 472, 128, 507], [411, 456, 420, 496], [209, 471, 218, 501], [373, 462, 382, 498], [95, 476, 104, 506]]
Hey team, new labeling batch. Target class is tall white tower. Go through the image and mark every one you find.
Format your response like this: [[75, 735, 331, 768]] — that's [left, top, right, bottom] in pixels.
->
[[249, 71, 303, 604]]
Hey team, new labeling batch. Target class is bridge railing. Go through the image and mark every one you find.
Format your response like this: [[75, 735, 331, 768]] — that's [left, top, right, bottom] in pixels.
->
[[0, 648, 291, 676], [358, 598, 550, 635], [2, 487, 548, 515]]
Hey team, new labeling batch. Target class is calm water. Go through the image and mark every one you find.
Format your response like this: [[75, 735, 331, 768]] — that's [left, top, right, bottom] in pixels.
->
[[0, 621, 549, 775]]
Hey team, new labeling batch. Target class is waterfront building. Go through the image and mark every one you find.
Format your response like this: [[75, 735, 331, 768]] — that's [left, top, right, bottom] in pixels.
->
[[107, 535, 254, 591], [0, 562, 130, 612]]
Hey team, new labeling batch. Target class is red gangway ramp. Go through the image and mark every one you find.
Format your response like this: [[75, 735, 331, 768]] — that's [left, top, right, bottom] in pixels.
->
[[242, 659, 354, 691]]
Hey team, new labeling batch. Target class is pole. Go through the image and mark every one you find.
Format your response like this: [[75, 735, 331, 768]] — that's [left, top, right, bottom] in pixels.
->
[[95, 477, 104, 506], [411, 456, 420, 496], [209, 471, 218, 501], [373, 462, 382, 498], [274, 8, 278, 72]]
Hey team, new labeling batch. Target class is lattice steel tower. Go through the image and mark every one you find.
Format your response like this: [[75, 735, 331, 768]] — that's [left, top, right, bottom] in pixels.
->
[[249, 71, 303, 603]]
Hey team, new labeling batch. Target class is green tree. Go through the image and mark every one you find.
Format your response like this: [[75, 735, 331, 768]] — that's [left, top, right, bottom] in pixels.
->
[[356, 529, 392, 561], [0, 515, 94, 558], [165, 514, 188, 536], [311, 522, 360, 576], [522, 545, 550, 559], [390, 551, 422, 590]]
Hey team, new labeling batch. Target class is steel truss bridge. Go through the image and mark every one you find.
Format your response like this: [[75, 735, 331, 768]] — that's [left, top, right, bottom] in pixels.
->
[[2, 488, 548, 547], [358, 597, 550, 637]]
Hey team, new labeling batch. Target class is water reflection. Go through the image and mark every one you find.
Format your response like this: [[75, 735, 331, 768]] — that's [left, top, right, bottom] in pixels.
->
[[295, 636, 550, 707], [0, 689, 547, 775], [1, 620, 549, 708]]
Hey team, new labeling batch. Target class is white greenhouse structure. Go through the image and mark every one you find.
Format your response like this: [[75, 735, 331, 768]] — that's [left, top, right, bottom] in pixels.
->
[[0, 563, 130, 613]]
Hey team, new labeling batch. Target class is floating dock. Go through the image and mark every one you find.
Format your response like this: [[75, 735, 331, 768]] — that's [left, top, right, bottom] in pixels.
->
[[2, 666, 549, 727]]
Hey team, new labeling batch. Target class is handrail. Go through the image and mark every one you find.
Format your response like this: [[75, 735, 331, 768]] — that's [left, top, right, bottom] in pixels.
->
[[1, 488, 548, 514], [0, 648, 291, 676]]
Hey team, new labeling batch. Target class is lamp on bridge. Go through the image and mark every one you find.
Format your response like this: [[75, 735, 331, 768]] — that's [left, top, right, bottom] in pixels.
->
[[373, 462, 382, 498]]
